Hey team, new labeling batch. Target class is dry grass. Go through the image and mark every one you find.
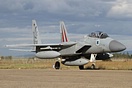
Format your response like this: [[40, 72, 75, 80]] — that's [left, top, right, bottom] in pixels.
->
[[0, 58, 132, 70], [0, 59, 54, 69], [85, 58, 132, 70]]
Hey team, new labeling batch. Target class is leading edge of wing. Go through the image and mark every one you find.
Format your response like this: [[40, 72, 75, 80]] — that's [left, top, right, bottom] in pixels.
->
[[6, 42, 77, 48], [9, 49, 36, 52]]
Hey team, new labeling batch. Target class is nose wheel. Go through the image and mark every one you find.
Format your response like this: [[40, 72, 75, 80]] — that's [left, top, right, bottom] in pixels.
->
[[55, 61, 60, 69], [91, 63, 96, 69]]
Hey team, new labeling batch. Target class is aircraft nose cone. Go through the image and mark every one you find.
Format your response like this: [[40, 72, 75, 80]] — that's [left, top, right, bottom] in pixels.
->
[[109, 40, 126, 52]]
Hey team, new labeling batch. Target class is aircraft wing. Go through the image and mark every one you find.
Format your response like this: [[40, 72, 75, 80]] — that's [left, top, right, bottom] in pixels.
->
[[6, 42, 76, 47], [6, 42, 77, 52]]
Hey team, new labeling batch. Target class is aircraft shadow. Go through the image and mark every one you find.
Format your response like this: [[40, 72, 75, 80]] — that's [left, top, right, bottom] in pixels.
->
[[83, 66, 105, 70]]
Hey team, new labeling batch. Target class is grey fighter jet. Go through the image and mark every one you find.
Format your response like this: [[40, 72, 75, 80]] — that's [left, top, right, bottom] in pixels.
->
[[6, 20, 126, 70]]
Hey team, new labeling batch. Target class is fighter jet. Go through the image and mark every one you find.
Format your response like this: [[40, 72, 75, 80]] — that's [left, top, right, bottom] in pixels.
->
[[6, 20, 126, 70]]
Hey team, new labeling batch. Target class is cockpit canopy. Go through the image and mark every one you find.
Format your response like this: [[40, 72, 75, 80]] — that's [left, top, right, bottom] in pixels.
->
[[88, 31, 109, 39]]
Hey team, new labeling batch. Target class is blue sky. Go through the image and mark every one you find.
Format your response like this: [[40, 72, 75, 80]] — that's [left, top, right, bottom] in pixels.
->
[[0, 0, 132, 56]]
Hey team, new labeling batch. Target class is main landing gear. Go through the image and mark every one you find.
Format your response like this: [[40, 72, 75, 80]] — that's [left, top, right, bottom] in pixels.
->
[[54, 61, 96, 70], [79, 65, 84, 70], [54, 61, 60, 69], [54, 54, 97, 70]]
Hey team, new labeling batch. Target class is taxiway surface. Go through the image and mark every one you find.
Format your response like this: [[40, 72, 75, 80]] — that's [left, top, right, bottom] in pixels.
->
[[0, 69, 131, 88]]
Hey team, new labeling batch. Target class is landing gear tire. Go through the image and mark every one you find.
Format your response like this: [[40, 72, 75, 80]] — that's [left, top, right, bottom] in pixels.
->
[[91, 63, 96, 69], [55, 61, 60, 69], [79, 65, 84, 70]]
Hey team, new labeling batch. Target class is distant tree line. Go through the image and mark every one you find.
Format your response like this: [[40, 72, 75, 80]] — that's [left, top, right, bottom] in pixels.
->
[[113, 52, 132, 59], [0, 56, 12, 60]]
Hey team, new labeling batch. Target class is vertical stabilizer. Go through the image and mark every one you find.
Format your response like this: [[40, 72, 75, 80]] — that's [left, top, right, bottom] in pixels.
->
[[32, 20, 42, 44], [60, 21, 69, 42]]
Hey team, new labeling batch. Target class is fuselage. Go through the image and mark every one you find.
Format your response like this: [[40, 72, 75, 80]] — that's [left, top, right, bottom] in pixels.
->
[[84, 36, 126, 53], [59, 34, 126, 56]]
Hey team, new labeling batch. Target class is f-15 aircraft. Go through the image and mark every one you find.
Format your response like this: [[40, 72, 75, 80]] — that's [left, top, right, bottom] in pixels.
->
[[6, 20, 126, 70]]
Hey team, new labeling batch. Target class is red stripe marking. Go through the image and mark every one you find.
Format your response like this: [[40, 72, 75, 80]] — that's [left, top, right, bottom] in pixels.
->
[[62, 26, 65, 42], [63, 28, 68, 42], [62, 25, 69, 42]]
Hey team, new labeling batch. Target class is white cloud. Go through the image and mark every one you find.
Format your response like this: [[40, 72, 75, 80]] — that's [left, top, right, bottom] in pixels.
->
[[0, 0, 108, 20], [107, 0, 132, 18], [0, 0, 70, 14], [0, 0, 132, 55]]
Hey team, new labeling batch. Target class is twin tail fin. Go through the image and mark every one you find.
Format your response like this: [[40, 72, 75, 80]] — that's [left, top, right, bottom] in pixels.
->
[[32, 20, 42, 44], [60, 21, 69, 42]]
